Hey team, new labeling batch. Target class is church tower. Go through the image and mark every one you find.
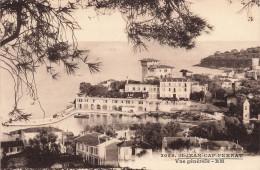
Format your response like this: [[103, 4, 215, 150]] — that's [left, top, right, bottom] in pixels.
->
[[243, 99, 250, 124]]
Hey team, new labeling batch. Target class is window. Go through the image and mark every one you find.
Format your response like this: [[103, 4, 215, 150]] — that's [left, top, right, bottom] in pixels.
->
[[184, 88, 187, 92], [81, 144, 84, 150], [138, 101, 143, 104], [86, 146, 88, 152], [184, 83, 187, 87], [174, 88, 176, 92], [133, 87, 135, 91], [132, 148, 135, 155], [144, 87, 146, 91], [91, 147, 93, 154], [245, 106, 247, 110], [169, 83, 171, 86], [169, 88, 171, 92]]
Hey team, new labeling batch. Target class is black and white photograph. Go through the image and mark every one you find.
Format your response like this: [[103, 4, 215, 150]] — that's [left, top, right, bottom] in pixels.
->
[[0, 0, 260, 169]]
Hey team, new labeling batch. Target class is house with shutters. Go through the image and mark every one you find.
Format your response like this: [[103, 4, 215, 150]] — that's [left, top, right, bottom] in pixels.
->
[[75, 132, 121, 166]]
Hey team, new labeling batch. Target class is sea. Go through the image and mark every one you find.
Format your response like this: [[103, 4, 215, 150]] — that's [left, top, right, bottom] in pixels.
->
[[1, 41, 259, 119]]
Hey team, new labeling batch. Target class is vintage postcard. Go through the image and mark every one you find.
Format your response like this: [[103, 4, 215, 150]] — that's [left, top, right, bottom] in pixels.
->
[[1, 0, 260, 169]]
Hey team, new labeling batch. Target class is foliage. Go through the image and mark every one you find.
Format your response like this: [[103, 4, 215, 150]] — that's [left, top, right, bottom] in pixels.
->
[[1, 0, 258, 121], [191, 74, 211, 84], [197, 47, 260, 68], [190, 120, 227, 140], [135, 122, 181, 149], [24, 130, 61, 168], [190, 116, 247, 143], [0, 0, 101, 120], [87, 0, 212, 51], [190, 91, 205, 101], [167, 139, 191, 151], [223, 116, 247, 142], [246, 122, 260, 153]]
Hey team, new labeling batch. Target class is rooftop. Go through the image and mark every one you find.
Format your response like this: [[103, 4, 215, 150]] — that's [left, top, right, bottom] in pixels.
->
[[75, 132, 109, 146], [117, 140, 154, 149], [140, 58, 159, 62], [155, 65, 174, 69], [10, 127, 63, 134], [164, 137, 201, 147], [201, 141, 242, 149], [161, 78, 190, 82]]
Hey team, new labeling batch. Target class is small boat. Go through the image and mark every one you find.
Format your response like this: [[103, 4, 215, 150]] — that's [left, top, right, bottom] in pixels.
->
[[74, 113, 89, 118]]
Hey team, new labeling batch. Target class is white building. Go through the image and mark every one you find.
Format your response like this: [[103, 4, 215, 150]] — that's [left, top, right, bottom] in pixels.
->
[[75, 132, 121, 166], [125, 84, 159, 99], [10, 127, 64, 146], [117, 140, 153, 164], [191, 82, 208, 93], [75, 95, 160, 112], [140, 58, 175, 81], [0, 133, 23, 158], [243, 99, 250, 124], [160, 78, 192, 100], [220, 79, 232, 89], [99, 79, 116, 91]]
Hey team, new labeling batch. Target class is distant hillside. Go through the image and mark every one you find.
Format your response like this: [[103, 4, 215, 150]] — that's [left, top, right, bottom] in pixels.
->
[[196, 47, 260, 69]]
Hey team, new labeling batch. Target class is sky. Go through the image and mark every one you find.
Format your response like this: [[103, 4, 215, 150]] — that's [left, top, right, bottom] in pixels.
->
[[72, 0, 260, 42], [1, 0, 260, 119]]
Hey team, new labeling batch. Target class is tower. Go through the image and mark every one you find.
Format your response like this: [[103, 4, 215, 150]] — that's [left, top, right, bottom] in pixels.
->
[[139, 58, 159, 82], [252, 58, 259, 70], [243, 99, 250, 124], [140, 60, 148, 82]]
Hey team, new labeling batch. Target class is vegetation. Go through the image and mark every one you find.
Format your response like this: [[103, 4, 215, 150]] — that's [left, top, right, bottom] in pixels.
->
[[79, 81, 149, 98], [1, 0, 215, 121], [135, 122, 182, 149], [189, 116, 260, 153], [167, 139, 191, 151], [196, 47, 260, 68], [84, 125, 117, 138], [23, 130, 61, 168], [190, 91, 205, 102]]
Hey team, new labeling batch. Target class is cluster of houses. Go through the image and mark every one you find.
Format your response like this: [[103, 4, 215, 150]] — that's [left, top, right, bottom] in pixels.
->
[[0, 125, 244, 168], [76, 58, 209, 113]]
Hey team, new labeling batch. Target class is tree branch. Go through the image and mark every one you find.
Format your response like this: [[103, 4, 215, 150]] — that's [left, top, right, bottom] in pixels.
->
[[0, 3, 22, 47]]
